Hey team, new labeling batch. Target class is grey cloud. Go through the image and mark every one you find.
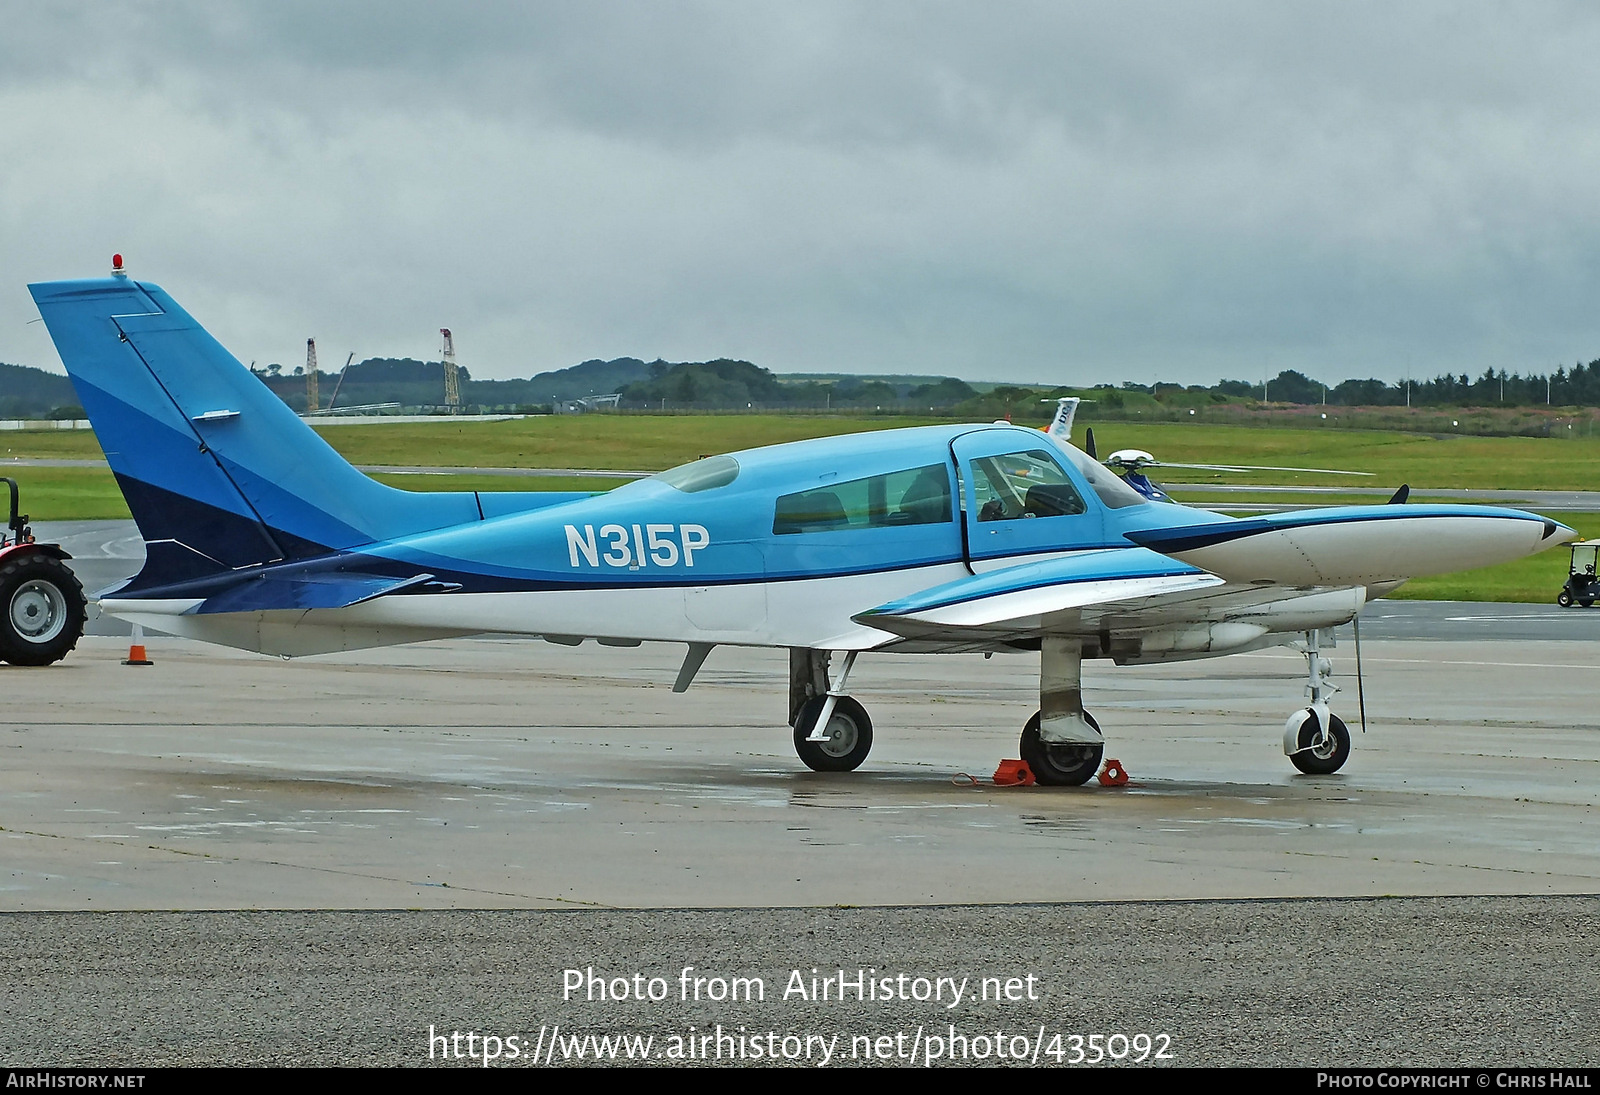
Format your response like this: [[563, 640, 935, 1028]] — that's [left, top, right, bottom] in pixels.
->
[[5, 2, 1600, 386]]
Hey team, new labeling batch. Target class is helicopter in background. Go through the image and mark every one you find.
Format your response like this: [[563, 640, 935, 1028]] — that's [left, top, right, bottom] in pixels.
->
[[1039, 397, 1376, 503]]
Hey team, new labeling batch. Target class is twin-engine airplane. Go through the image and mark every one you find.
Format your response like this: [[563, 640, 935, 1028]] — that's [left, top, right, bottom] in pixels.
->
[[28, 263, 1575, 783]]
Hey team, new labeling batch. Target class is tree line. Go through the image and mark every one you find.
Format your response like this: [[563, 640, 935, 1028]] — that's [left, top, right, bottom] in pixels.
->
[[9, 354, 1600, 420]]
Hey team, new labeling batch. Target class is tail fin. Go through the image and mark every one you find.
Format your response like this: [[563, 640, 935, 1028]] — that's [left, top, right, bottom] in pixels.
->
[[1044, 397, 1081, 442], [29, 273, 481, 590]]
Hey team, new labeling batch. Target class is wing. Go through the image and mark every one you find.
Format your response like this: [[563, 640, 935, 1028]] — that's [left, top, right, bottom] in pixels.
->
[[855, 503, 1573, 657], [854, 547, 1366, 660]]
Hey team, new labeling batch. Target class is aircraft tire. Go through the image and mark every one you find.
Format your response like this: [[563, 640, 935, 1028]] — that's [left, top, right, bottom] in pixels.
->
[[1019, 710, 1103, 787], [0, 553, 86, 666], [793, 695, 873, 772], [1288, 711, 1350, 775]]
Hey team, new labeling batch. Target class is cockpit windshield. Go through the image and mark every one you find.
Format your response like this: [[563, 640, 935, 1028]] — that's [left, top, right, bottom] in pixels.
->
[[646, 454, 740, 493], [1053, 442, 1148, 509]]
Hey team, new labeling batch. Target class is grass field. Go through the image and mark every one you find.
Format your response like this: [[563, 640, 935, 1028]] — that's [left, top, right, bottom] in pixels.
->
[[4, 416, 1592, 602], [313, 414, 934, 470], [11, 415, 1600, 486], [1070, 421, 1600, 490]]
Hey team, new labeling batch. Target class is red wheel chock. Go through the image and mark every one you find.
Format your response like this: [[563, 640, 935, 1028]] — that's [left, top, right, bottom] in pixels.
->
[[1098, 759, 1129, 787], [992, 759, 1036, 786]]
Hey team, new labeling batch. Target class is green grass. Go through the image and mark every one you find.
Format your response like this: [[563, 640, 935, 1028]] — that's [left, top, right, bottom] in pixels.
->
[[13, 415, 1600, 488], [4, 468, 628, 521], [1084, 421, 1600, 490], [1163, 490, 1397, 508], [309, 414, 938, 471], [4, 467, 128, 520], [0, 431, 105, 459]]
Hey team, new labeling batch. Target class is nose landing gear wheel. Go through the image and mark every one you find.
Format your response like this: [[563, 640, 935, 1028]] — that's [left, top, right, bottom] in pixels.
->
[[793, 695, 873, 772], [0, 554, 86, 666], [1289, 711, 1351, 775], [1020, 710, 1104, 786]]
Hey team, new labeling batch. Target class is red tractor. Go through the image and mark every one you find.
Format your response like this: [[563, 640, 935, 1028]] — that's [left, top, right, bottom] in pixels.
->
[[0, 478, 86, 665]]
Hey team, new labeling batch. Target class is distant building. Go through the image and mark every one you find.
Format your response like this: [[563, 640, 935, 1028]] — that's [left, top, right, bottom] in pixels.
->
[[556, 393, 623, 414]]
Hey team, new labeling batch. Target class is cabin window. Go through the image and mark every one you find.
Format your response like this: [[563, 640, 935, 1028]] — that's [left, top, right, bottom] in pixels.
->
[[773, 463, 952, 535], [970, 449, 1086, 522]]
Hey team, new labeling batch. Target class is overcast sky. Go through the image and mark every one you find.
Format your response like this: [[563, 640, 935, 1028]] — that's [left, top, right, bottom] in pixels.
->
[[6, 1, 1600, 387]]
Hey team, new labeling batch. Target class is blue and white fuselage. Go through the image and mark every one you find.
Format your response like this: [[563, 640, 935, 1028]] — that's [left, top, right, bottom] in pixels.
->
[[89, 417, 1564, 661]]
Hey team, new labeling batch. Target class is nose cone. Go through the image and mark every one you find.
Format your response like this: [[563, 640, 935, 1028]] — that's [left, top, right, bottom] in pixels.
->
[[1549, 520, 1579, 546]]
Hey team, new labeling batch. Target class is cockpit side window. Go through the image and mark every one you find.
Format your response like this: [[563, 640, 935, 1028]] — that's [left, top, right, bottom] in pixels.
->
[[774, 463, 953, 535], [969, 449, 1086, 522]]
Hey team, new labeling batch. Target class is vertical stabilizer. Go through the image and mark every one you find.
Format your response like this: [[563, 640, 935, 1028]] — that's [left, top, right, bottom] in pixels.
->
[[1045, 397, 1081, 442], [29, 274, 481, 589]]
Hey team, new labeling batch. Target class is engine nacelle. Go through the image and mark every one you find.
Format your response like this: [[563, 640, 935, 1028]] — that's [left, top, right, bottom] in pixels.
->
[[1113, 621, 1269, 665]]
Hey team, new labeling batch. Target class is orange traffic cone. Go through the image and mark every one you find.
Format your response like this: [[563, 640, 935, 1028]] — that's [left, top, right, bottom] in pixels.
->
[[122, 622, 153, 666]]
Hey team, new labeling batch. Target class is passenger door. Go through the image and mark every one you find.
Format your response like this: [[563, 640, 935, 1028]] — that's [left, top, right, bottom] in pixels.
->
[[951, 429, 1105, 569]]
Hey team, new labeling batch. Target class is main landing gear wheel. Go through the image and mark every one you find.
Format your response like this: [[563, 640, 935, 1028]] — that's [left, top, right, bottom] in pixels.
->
[[793, 695, 873, 772], [1288, 711, 1351, 775], [1019, 710, 1103, 787], [0, 554, 87, 666]]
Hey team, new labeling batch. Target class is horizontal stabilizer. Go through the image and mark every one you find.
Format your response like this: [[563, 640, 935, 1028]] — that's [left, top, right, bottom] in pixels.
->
[[193, 571, 437, 615], [855, 549, 1223, 638]]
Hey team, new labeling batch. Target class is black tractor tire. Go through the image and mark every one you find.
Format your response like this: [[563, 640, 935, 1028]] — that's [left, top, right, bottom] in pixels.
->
[[0, 553, 87, 666]]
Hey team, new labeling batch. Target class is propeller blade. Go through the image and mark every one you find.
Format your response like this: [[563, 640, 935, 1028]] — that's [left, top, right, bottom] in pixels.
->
[[1353, 615, 1367, 734], [1151, 461, 1376, 476]]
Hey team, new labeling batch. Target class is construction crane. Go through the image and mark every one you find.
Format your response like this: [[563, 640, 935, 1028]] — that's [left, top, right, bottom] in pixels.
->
[[440, 328, 461, 411], [326, 352, 355, 412], [305, 338, 319, 413]]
